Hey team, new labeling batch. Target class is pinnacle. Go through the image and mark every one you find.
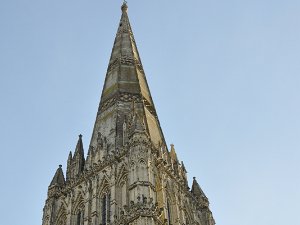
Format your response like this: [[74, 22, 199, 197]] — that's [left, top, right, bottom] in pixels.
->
[[170, 144, 178, 161], [191, 177, 207, 200], [121, 1, 128, 12], [49, 164, 65, 187], [75, 134, 84, 153]]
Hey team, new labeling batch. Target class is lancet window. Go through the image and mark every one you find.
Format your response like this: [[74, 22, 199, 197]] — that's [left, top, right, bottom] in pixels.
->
[[122, 121, 127, 146], [185, 212, 191, 225], [55, 207, 67, 225], [76, 210, 84, 225], [100, 191, 111, 225], [167, 199, 172, 225]]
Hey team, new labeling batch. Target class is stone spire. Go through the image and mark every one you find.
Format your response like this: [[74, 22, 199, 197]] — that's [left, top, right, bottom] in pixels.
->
[[65, 134, 85, 180], [66, 151, 72, 181], [191, 177, 208, 201], [73, 134, 85, 175], [89, 1, 166, 154], [49, 165, 65, 187], [74, 134, 84, 156], [170, 144, 178, 162]]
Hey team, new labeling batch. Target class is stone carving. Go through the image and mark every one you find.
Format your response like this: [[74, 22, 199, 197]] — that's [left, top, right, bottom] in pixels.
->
[[117, 195, 164, 224], [120, 54, 135, 66], [119, 93, 142, 103]]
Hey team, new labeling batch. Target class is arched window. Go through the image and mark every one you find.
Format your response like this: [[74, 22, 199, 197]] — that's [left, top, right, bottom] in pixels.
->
[[186, 218, 190, 225], [119, 179, 127, 208], [130, 161, 135, 184], [71, 196, 85, 225], [100, 191, 111, 225], [76, 210, 84, 225], [122, 121, 127, 146], [54, 207, 67, 225], [139, 159, 147, 181], [165, 183, 176, 225], [167, 199, 172, 225], [185, 212, 191, 225]]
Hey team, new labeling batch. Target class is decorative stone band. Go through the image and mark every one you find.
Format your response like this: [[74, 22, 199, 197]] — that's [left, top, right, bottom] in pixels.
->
[[107, 55, 144, 73], [98, 93, 143, 113]]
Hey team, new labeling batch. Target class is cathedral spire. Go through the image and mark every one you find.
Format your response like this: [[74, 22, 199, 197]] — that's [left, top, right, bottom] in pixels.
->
[[42, 4, 215, 225], [90, 2, 166, 150]]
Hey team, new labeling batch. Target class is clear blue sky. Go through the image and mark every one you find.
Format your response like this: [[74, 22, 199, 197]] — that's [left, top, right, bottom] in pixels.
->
[[0, 1, 299, 225]]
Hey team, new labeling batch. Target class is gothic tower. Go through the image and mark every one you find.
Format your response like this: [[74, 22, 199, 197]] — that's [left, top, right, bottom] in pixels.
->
[[42, 3, 215, 225]]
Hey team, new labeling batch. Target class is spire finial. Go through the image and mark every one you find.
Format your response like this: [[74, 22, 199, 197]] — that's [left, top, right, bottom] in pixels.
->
[[121, 0, 128, 12]]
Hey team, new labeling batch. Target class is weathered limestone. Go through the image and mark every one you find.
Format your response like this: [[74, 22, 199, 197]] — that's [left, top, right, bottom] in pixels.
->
[[42, 2, 215, 225]]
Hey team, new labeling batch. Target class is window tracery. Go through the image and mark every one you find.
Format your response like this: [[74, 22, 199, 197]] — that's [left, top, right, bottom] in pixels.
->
[[72, 195, 85, 225], [54, 207, 67, 225]]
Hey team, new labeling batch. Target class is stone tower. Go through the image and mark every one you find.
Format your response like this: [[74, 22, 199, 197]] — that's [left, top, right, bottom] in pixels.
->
[[42, 3, 215, 225]]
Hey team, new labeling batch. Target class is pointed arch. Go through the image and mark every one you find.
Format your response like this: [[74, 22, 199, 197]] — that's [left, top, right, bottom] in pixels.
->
[[116, 163, 128, 186], [97, 177, 111, 225], [54, 205, 67, 225], [116, 163, 129, 215], [72, 194, 85, 225], [43, 215, 50, 225], [137, 158, 147, 181], [165, 181, 177, 225], [129, 161, 136, 184], [96, 176, 110, 198], [183, 208, 193, 225], [165, 181, 176, 203], [72, 193, 85, 214]]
